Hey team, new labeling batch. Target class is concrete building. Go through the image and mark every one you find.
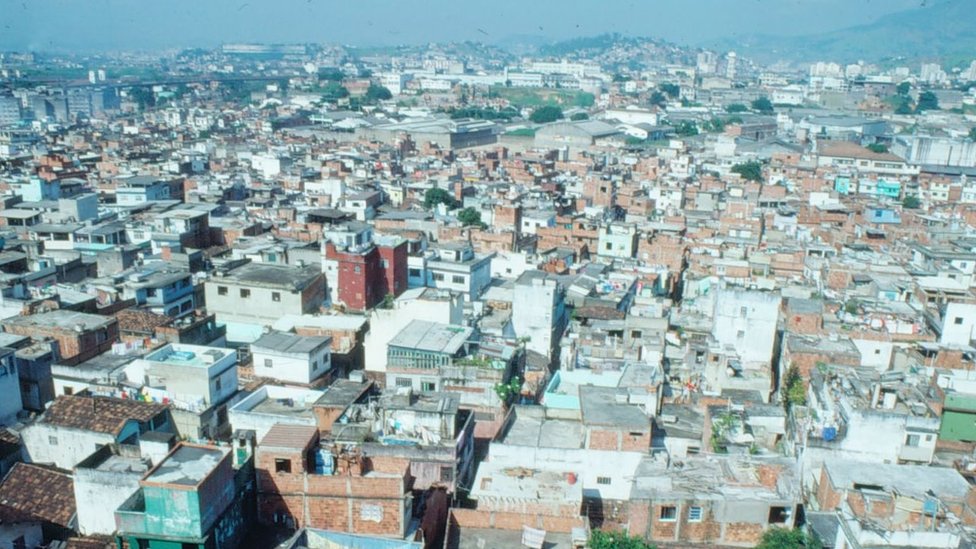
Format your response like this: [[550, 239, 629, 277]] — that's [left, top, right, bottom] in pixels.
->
[[250, 331, 333, 385], [204, 262, 327, 343], [0, 347, 23, 424], [125, 343, 238, 439], [228, 385, 324, 441], [1, 310, 119, 366], [115, 443, 252, 549], [597, 223, 639, 259], [364, 288, 464, 381], [73, 445, 151, 536], [512, 271, 568, 362], [423, 243, 493, 298]]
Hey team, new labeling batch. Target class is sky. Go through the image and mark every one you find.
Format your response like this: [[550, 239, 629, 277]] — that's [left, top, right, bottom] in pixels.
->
[[0, 0, 928, 53]]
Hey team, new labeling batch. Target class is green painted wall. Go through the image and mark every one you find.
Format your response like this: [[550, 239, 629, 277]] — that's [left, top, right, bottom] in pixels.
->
[[142, 486, 204, 539]]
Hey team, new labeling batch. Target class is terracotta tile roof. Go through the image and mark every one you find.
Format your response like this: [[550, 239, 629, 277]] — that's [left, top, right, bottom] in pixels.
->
[[0, 463, 75, 528], [40, 395, 168, 436], [115, 308, 172, 334]]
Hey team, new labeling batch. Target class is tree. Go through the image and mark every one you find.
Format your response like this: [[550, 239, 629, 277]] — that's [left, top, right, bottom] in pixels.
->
[[423, 188, 457, 210], [894, 96, 914, 115], [756, 527, 822, 549], [916, 90, 939, 112], [731, 160, 763, 182], [318, 68, 345, 81], [570, 112, 590, 121], [660, 82, 680, 98], [903, 195, 921, 209], [752, 96, 774, 114], [588, 530, 657, 549], [365, 84, 393, 102], [675, 121, 699, 137], [969, 127, 976, 141], [866, 143, 888, 153], [530, 105, 564, 124], [783, 364, 806, 412], [649, 91, 668, 107], [725, 103, 749, 113], [457, 207, 485, 228], [896, 81, 911, 96], [130, 87, 155, 110], [320, 82, 349, 101]]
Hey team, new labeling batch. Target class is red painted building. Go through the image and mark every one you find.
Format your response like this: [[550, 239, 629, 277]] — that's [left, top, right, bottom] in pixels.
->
[[324, 238, 407, 311]]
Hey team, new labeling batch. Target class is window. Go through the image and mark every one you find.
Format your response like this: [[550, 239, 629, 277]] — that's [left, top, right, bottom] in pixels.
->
[[49, 436, 58, 446], [956, 317, 965, 325], [218, 286, 228, 296], [64, 386, 73, 395], [12, 536, 25, 549], [688, 506, 703, 522], [264, 358, 273, 368], [768, 506, 792, 524], [597, 476, 612, 485], [605, 242, 612, 250], [421, 381, 436, 392], [272, 292, 281, 302], [215, 377, 222, 391], [312, 359, 319, 371], [440, 466, 453, 482], [432, 272, 445, 282], [354, 266, 361, 274], [474, 411, 496, 421], [240, 288, 250, 298], [274, 458, 292, 473], [659, 506, 677, 521], [736, 330, 745, 339], [409, 268, 421, 277], [452, 275, 465, 284], [631, 330, 643, 339], [381, 259, 389, 268], [395, 378, 412, 388], [905, 434, 921, 447], [739, 306, 748, 318]]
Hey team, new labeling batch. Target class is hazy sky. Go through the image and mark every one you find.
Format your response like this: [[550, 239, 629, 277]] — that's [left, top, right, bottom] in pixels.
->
[[0, 0, 926, 53]]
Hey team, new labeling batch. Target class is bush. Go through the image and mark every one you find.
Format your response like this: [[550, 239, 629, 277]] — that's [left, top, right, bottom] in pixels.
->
[[756, 527, 822, 549], [731, 160, 763, 182], [725, 103, 748, 113], [457, 207, 484, 228], [570, 112, 589, 121], [589, 530, 656, 549], [530, 105, 564, 124], [903, 195, 921, 209]]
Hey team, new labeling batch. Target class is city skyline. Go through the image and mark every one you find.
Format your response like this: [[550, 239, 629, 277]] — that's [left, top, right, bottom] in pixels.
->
[[0, 0, 930, 53]]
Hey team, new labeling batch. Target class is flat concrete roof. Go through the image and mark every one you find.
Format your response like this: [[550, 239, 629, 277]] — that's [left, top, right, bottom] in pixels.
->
[[252, 331, 331, 356], [144, 445, 227, 487], [388, 320, 472, 356]]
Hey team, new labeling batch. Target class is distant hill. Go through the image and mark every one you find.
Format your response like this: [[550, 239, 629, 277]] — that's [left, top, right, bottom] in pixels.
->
[[708, 0, 976, 65]]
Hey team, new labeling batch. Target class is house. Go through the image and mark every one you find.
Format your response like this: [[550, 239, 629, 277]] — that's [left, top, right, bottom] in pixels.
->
[[204, 262, 327, 343], [322, 237, 408, 311], [21, 394, 173, 469], [124, 343, 239, 440], [228, 385, 325, 442], [0, 463, 77, 545], [250, 331, 333, 386], [255, 424, 414, 536], [0, 347, 23, 424], [420, 243, 493, 299], [72, 445, 151, 536], [115, 175, 182, 205], [1, 310, 119, 366], [114, 443, 252, 549]]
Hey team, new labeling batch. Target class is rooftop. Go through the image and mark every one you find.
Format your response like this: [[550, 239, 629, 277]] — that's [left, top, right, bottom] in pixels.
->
[[252, 331, 331, 356], [388, 320, 472, 356], [39, 395, 167, 436], [0, 463, 75, 528], [2, 309, 115, 331], [143, 444, 227, 487], [215, 262, 322, 291]]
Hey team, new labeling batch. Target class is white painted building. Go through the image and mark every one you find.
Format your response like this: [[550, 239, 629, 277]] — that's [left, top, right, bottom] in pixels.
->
[[363, 288, 464, 376], [228, 385, 324, 441], [73, 448, 150, 535], [250, 331, 332, 385], [941, 302, 976, 346], [512, 271, 568, 361]]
